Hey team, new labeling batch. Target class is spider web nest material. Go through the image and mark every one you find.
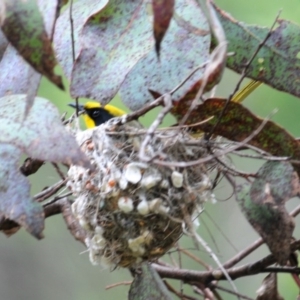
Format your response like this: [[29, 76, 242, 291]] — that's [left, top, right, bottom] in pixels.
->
[[67, 120, 216, 268]]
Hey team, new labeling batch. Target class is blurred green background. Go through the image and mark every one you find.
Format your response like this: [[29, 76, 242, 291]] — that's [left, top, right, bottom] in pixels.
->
[[1, 1, 300, 299]]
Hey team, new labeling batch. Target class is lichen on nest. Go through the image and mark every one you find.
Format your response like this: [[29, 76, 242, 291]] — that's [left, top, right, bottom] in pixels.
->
[[67, 121, 215, 268]]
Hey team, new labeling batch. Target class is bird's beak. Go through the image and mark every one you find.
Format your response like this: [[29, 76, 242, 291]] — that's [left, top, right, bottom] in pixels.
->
[[68, 103, 85, 113]]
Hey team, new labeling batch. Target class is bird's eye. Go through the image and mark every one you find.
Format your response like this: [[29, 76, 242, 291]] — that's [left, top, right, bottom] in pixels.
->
[[92, 109, 101, 118]]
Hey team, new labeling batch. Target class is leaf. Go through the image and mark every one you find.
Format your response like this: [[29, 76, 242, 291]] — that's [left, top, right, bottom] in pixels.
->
[[0, 144, 44, 239], [0, 95, 90, 168], [128, 263, 172, 300], [54, 0, 109, 80], [152, 0, 175, 57], [236, 161, 298, 265], [0, 0, 62, 116], [0, 45, 40, 97], [256, 273, 284, 300], [120, 0, 210, 110], [214, 5, 300, 97], [171, 98, 300, 176], [37, 0, 61, 36], [70, 0, 153, 105], [1, 0, 63, 90], [251, 161, 300, 205]]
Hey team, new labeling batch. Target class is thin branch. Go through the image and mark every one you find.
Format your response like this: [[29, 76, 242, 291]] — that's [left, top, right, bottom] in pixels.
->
[[139, 94, 173, 161], [178, 247, 211, 270], [231, 150, 291, 161], [116, 61, 209, 125], [43, 192, 73, 207], [191, 230, 240, 299], [203, 210, 239, 253], [56, 197, 87, 244], [179, 0, 228, 126], [164, 280, 198, 300], [153, 109, 272, 167], [153, 239, 300, 283], [33, 179, 67, 202], [105, 281, 132, 290], [51, 163, 66, 180], [205, 10, 281, 140], [69, 0, 76, 63], [223, 238, 264, 269], [223, 203, 300, 269], [69, 0, 80, 116], [211, 284, 254, 300], [263, 266, 300, 274]]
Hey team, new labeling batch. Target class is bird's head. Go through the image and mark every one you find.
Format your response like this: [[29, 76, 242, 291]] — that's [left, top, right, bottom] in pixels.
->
[[69, 101, 126, 128]]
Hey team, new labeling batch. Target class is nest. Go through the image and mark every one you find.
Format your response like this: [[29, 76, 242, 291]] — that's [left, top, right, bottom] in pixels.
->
[[67, 120, 214, 268]]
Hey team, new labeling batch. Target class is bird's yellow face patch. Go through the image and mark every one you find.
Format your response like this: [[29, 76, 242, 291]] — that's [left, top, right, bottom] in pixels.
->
[[83, 114, 96, 129], [81, 101, 126, 129], [83, 101, 102, 110], [83, 101, 126, 117]]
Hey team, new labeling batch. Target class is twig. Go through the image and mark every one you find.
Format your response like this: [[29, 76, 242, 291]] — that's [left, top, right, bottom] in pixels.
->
[[105, 281, 132, 290], [152, 240, 300, 284], [203, 210, 239, 253], [223, 238, 264, 269], [69, 0, 80, 116], [153, 110, 272, 167], [153, 239, 300, 283], [262, 266, 300, 274], [139, 94, 173, 161], [164, 280, 198, 300], [191, 230, 240, 299], [33, 179, 67, 202], [178, 247, 211, 270], [52, 162, 66, 180], [223, 203, 300, 269], [179, 41, 227, 127], [211, 284, 254, 300], [179, 0, 227, 126], [117, 61, 209, 125], [231, 150, 290, 161], [69, 0, 76, 63], [58, 197, 87, 244], [43, 192, 73, 207], [63, 111, 85, 126]]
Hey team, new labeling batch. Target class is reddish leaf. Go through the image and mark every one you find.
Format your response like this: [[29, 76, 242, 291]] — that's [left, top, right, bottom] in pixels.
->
[[152, 0, 175, 57], [0, 0, 63, 115], [171, 98, 300, 176], [1, 0, 63, 90]]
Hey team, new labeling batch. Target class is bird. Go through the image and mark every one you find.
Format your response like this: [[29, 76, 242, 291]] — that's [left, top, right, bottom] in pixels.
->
[[69, 101, 126, 129], [69, 80, 261, 129]]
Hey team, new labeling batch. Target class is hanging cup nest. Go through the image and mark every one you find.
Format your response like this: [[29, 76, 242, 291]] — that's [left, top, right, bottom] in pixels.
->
[[67, 120, 214, 268]]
